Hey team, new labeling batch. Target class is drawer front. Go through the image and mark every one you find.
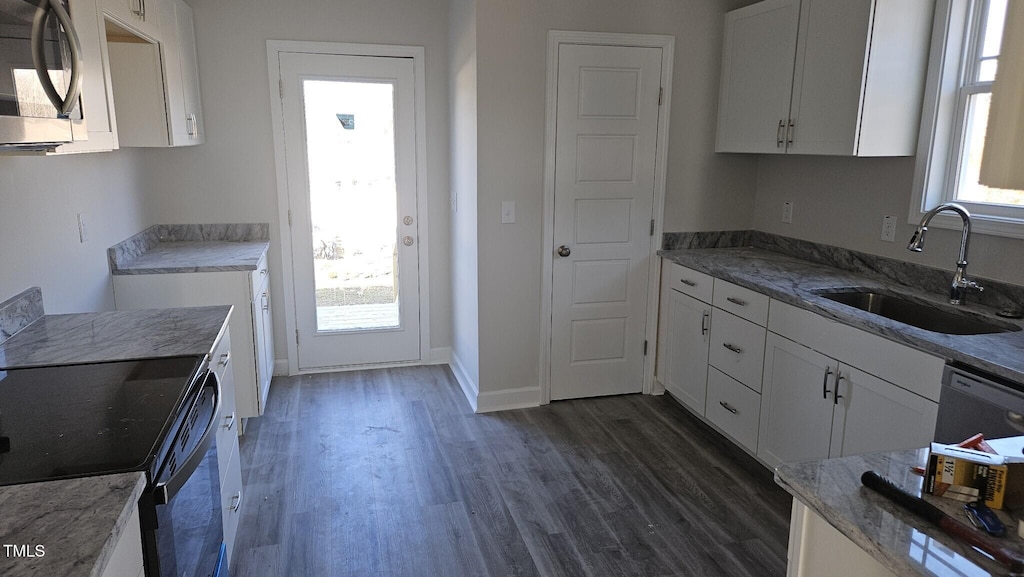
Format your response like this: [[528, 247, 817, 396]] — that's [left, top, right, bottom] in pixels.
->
[[211, 329, 233, 381], [214, 330, 239, 481], [706, 367, 761, 453], [250, 251, 269, 301], [709, 309, 767, 391], [220, 439, 244, 566], [666, 262, 714, 303], [713, 280, 769, 326]]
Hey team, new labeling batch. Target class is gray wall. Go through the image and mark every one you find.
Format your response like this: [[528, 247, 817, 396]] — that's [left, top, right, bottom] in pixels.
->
[[472, 0, 759, 396], [0, 151, 147, 313], [753, 155, 1024, 285], [449, 0, 480, 388], [139, 0, 453, 362]]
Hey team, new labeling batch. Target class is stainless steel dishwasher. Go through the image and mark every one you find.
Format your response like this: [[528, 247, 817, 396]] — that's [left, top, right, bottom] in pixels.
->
[[934, 363, 1024, 443]]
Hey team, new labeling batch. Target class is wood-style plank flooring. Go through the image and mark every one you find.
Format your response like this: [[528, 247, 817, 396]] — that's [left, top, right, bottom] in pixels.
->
[[232, 366, 792, 577]]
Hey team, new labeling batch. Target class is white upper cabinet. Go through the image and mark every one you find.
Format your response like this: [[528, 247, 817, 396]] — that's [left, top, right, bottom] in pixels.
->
[[716, 0, 935, 156], [102, 0, 160, 41], [159, 0, 204, 145]]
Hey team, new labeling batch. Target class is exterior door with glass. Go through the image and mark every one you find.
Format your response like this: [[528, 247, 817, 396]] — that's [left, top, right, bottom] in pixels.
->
[[277, 52, 420, 369]]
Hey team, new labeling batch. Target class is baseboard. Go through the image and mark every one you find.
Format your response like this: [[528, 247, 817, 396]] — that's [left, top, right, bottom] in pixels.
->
[[475, 385, 541, 413], [429, 346, 452, 364], [449, 352, 479, 412]]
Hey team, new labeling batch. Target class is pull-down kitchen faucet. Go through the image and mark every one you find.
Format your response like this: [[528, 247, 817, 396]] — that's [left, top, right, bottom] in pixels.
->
[[907, 202, 984, 305]]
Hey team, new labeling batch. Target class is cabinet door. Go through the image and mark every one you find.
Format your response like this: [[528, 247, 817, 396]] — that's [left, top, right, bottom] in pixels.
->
[[257, 283, 273, 410], [662, 289, 712, 414], [715, 0, 800, 153], [786, 0, 873, 155], [758, 333, 838, 469], [158, 0, 203, 145], [102, 0, 160, 41], [830, 364, 938, 458]]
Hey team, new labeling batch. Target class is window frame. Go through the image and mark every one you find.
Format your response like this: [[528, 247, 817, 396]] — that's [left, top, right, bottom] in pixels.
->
[[910, 0, 1024, 238]]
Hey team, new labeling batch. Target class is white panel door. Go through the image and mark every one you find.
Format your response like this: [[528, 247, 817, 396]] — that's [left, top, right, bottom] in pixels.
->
[[550, 44, 663, 400], [277, 52, 420, 369]]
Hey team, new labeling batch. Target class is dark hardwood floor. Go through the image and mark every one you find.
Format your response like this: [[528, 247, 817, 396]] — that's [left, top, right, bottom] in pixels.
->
[[232, 366, 792, 577]]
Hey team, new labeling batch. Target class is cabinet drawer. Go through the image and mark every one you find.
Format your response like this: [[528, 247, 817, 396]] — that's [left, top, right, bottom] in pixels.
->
[[220, 439, 243, 566], [713, 280, 769, 326], [709, 309, 766, 391], [706, 367, 761, 453], [665, 262, 713, 303], [211, 329, 232, 381], [250, 251, 269, 301]]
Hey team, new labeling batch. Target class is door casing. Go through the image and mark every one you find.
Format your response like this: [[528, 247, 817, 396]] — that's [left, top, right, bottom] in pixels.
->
[[540, 31, 675, 404], [267, 40, 431, 375]]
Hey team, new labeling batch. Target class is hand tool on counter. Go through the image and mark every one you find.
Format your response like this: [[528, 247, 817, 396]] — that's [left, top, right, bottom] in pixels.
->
[[861, 470, 1024, 575]]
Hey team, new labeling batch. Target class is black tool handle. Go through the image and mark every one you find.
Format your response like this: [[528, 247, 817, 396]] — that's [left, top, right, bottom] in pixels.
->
[[861, 471, 1024, 574]]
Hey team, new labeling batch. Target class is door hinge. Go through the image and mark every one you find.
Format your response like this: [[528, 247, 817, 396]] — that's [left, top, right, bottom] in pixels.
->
[[279, 78, 285, 100], [295, 329, 299, 345], [643, 340, 648, 356], [658, 87, 664, 106], [650, 219, 655, 236]]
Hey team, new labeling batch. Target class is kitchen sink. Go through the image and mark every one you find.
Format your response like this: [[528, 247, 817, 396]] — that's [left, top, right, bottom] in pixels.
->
[[816, 290, 1021, 335]]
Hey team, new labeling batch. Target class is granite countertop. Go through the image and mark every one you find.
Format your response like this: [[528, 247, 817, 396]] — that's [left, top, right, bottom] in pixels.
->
[[108, 223, 270, 275], [0, 289, 233, 577], [0, 473, 147, 577], [659, 246, 1024, 384], [0, 305, 232, 368], [776, 448, 1023, 576]]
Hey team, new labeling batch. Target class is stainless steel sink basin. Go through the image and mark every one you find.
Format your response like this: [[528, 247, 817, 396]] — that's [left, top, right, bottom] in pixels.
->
[[817, 290, 1021, 335]]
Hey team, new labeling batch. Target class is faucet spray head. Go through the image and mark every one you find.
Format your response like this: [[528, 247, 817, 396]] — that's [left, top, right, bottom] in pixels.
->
[[907, 226, 927, 252]]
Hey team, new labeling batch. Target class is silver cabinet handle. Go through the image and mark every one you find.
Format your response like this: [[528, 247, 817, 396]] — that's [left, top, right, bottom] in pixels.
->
[[719, 401, 738, 414], [786, 119, 795, 146], [722, 343, 742, 354], [130, 0, 142, 17], [680, 279, 696, 287], [140, 0, 146, 20], [726, 296, 746, 307], [822, 367, 833, 400], [700, 310, 710, 336], [229, 490, 242, 512], [776, 119, 785, 148], [31, 0, 84, 116], [218, 351, 231, 366], [834, 373, 845, 405], [262, 292, 270, 311], [223, 411, 236, 431]]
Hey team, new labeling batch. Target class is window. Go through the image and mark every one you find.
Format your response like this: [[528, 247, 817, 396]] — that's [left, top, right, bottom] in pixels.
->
[[912, 0, 1024, 237]]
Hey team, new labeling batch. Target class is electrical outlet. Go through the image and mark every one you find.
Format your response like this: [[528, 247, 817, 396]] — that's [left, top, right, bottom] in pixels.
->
[[77, 212, 89, 243], [782, 202, 793, 224], [881, 215, 896, 243]]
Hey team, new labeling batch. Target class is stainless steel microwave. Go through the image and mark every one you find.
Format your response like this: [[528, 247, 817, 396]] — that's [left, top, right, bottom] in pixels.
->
[[0, 0, 86, 151]]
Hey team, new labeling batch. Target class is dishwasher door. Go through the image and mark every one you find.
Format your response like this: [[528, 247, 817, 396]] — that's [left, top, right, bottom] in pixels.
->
[[934, 364, 1024, 444]]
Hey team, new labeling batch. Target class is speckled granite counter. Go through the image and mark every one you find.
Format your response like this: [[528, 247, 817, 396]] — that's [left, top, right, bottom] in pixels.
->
[[108, 223, 270, 274], [0, 305, 232, 368], [776, 449, 1022, 576], [0, 473, 146, 577], [659, 246, 1024, 384]]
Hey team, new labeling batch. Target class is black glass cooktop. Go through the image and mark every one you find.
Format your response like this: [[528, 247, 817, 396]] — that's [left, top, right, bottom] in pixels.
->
[[0, 355, 205, 486]]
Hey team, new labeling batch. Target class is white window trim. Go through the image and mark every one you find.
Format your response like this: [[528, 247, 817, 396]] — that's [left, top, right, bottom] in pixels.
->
[[910, 0, 1024, 239]]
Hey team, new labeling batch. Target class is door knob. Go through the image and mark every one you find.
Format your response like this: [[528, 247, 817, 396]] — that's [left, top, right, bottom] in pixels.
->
[[557, 245, 571, 257]]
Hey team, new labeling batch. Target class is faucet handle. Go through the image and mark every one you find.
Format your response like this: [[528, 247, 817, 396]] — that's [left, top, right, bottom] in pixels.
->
[[959, 278, 984, 293]]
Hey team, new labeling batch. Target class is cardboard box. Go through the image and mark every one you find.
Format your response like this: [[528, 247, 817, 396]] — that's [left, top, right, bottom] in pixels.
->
[[926, 437, 1024, 510]]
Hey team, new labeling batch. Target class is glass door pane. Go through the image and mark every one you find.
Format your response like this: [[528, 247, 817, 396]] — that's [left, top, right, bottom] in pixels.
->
[[302, 79, 400, 332]]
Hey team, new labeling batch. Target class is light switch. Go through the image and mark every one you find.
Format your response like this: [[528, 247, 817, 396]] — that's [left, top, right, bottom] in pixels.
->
[[501, 201, 516, 224]]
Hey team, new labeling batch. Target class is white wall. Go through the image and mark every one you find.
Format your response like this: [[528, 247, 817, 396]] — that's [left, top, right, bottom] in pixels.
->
[[472, 0, 759, 396], [753, 155, 1024, 286], [139, 0, 452, 362], [449, 0, 480, 390], [0, 150, 147, 313]]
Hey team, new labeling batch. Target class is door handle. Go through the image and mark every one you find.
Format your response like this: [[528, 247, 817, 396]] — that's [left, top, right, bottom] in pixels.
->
[[557, 245, 571, 257], [31, 0, 84, 116]]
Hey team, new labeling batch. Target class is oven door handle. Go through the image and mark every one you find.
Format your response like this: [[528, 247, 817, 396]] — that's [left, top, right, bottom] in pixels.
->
[[152, 371, 221, 505], [31, 0, 84, 117]]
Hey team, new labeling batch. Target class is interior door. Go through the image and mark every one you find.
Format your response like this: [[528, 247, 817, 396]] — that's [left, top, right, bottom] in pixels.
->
[[277, 52, 420, 369], [550, 43, 663, 400]]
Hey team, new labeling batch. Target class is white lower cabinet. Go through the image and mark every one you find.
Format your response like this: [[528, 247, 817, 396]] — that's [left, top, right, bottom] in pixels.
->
[[211, 327, 242, 565], [100, 503, 144, 577], [706, 367, 761, 453], [657, 270, 712, 413]]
